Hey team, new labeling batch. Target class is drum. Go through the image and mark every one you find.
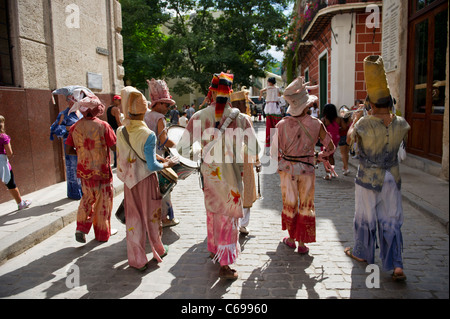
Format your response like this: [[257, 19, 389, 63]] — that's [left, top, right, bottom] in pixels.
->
[[168, 147, 199, 180], [158, 168, 178, 197], [167, 125, 186, 145]]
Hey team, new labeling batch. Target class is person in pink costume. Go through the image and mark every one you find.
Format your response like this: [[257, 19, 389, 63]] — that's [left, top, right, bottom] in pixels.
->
[[272, 76, 336, 254], [65, 93, 116, 243], [116, 86, 178, 271]]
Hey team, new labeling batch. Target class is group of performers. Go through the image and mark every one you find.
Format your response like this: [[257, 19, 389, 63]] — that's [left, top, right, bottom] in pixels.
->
[[50, 54, 409, 282]]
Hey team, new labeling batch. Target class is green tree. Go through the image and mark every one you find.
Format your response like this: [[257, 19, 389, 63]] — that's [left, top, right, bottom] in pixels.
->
[[120, 0, 171, 90], [120, 0, 293, 93], [165, 0, 293, 95]]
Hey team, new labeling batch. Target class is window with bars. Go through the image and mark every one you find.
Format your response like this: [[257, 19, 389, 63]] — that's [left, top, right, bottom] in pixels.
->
[[0, 0, 14, 86]]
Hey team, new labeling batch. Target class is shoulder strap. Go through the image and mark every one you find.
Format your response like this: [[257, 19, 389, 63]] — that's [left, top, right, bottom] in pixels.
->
[[122, 127, 147, 163], [292, 117, 314, 144]]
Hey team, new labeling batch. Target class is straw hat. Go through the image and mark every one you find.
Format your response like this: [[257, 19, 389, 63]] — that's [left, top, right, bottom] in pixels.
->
[[121, 86, 148, 117], [284, 76, 318, 116], [230, 90, 247, 113], [147, 78, 176, 108], [364, 55, 392, 106]]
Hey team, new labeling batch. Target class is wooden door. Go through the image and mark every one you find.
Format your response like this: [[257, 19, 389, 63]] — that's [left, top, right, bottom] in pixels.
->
[[405, 0, 448, 162]]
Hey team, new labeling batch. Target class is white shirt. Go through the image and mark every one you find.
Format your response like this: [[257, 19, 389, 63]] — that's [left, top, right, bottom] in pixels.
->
[[179, 116, 188, 127], [265, 86, 280, 102]]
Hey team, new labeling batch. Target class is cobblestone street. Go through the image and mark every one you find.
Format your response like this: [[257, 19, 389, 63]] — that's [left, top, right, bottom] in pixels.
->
[[0, 122, 448, 301]]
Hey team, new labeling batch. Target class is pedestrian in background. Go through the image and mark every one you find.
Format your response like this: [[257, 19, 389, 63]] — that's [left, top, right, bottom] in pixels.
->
[[186, 103, 195, 120], [338, 105, 352, 176], [273, 76, 336, 254], [0, 115, 32, 211], [169, 105, 179, 125], [344, 55, 410, 282], [117, 86, 178, 271], [321, 104, 340, 180], [106, 95, 123, 168], [178, 111, 188, 127], [65, 94, 117, 243]]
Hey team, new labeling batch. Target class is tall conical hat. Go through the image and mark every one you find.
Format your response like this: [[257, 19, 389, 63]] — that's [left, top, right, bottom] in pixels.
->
[[364, 55, 392, 106]]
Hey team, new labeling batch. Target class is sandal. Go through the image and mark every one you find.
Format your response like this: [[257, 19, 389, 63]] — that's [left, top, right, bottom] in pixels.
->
[[151, 245, 169, 262], [219, 266, 238, 280], [344, 247, 366, 262], [298, 245, 309, 254], [282, 237, 296, 249], [392, 270, 407, 282], [323, 173, 332, 180]]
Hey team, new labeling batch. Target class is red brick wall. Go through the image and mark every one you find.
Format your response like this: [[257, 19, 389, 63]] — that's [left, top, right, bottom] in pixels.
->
[[354, 12, 382, 102], [298, 22, 332, 106], [297, 11, 382, 109]]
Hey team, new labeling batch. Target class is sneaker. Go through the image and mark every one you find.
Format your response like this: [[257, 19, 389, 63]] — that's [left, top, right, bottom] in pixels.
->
[[343, 169, 350, 176], [162, 218, 180, 228], [18, 199, 32, 210], [239, 226, 249, 235]]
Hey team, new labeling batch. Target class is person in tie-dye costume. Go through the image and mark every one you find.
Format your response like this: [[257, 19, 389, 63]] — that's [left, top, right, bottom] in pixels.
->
[[345, 56, 410, 282], [65, 93, 116, 243], [177, 72, 260, 280]]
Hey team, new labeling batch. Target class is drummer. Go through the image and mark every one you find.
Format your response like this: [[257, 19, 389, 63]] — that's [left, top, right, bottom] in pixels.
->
[[116, 86, 178, 270], [144, 78, 180, 228]]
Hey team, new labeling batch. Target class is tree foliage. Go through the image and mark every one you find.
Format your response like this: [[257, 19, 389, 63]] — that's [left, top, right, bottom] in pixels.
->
[[120, 0, 293, 93]]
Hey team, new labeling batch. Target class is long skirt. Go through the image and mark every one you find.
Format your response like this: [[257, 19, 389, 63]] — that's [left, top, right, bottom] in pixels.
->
[[352, 171, 404, 271], [207, 212, 240, 266], [265, 114, 283, 147], [279, 171, 316, 243], [76, 179, 113, 242], [124, 173, 166, 269]]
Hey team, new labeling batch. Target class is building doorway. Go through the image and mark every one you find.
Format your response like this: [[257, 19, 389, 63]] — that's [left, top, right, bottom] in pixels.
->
[[405, 0, 448, 162]]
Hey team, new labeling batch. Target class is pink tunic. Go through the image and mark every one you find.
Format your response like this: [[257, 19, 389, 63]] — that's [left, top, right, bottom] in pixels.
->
[[274, 115, 322, 175], [66, 117, 116, 241], [273, 114, 324, 244]]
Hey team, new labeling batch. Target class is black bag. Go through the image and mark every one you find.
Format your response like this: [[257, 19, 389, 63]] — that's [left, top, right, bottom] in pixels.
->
[[115, 199, 125, 224]]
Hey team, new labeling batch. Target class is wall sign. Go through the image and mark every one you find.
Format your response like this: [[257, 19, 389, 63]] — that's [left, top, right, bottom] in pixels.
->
[[381, 0, 400, 72]]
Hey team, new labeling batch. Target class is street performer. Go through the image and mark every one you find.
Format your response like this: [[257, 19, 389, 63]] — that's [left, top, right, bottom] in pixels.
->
[[116, 86, 178, 271], [177, 72, 260, 280], [230, 90, 261, 236], [144, 78, 180, 228], [344, 55, 410, 282], [272, 76, 336, 254]]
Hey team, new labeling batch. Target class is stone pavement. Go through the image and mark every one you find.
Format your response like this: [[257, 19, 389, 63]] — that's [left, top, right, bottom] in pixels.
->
[[0, 121, 448, 300]]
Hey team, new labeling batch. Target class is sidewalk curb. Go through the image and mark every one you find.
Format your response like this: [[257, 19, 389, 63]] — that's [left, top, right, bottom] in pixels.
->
[[0, 181, 124, 265]]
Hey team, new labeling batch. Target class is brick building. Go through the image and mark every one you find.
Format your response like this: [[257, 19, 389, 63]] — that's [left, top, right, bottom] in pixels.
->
[[286, 0, 383, 112], [285, 0, 448, 180]]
